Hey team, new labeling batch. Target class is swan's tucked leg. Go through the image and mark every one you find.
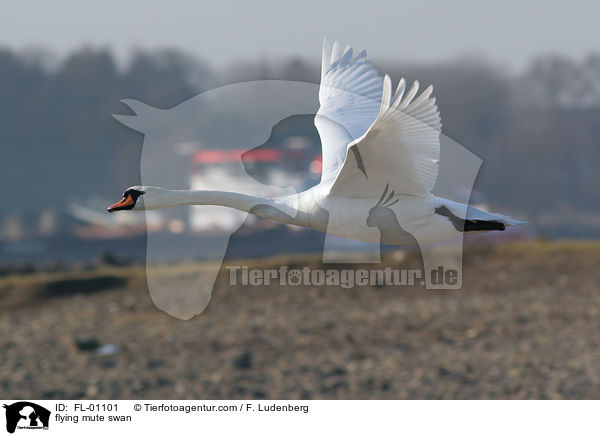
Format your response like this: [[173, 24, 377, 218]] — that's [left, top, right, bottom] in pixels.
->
[[322, 208, 381, 263], [322, 234, 381, 263], [414, 236, 464, 290]]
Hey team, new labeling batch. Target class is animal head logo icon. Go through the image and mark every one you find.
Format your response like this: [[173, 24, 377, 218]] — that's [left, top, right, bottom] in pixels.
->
[[3, 402, 50, 434], [366, 184, 399, 228]]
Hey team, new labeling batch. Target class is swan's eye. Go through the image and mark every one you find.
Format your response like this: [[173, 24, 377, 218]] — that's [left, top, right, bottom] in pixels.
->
[[124, 189, 145, 201]]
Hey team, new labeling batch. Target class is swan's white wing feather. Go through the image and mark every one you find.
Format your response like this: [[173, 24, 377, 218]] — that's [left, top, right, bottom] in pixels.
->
[[315, 39, 383, 184], [329, 74, 442, 197]]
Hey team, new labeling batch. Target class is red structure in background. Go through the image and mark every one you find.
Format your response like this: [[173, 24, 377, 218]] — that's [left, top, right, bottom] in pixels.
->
[[193, 149, 282, 164]]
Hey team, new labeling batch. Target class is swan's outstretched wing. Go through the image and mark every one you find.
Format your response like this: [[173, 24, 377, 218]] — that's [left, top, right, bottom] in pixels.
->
[[315, 39, 383, 184], [328, 74, 442, 197]]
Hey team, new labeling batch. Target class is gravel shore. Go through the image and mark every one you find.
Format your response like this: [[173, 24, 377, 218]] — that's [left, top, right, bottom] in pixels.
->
[[1, 241, 599, 399]]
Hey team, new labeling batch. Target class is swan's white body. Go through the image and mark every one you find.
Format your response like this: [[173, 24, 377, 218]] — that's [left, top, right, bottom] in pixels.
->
[[111, 40, 524, 245]]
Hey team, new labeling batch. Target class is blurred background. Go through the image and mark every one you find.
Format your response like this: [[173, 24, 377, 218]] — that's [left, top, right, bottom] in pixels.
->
[[0, 0, 599, 399]]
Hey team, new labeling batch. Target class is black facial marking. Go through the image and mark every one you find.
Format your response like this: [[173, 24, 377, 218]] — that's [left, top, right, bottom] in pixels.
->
[[125, 189, 144, 202], [108, 189, 145, 212]]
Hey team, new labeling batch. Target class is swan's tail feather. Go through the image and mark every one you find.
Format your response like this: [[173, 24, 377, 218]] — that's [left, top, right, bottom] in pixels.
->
[[435, 203, 528, 233], [464, 207, 528, 229], [463, 219, 506, 232]]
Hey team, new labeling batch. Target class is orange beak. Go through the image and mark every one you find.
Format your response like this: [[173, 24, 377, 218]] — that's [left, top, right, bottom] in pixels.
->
[[107, 195, 135, 213]]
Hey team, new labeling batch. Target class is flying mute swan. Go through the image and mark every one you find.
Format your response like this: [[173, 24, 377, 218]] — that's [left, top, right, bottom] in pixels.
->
[[108, 40, 524, 248]]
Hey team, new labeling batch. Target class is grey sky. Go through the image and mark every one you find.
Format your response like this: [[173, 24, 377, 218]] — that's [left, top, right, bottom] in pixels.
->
[[2, 0, 598, 70]]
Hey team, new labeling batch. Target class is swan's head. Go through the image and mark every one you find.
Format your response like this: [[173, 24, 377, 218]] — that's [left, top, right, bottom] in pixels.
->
[[107, 186, 169, 212]]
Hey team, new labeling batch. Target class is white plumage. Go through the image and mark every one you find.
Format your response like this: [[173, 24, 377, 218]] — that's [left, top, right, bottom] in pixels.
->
[[110, 39, 525, 246]]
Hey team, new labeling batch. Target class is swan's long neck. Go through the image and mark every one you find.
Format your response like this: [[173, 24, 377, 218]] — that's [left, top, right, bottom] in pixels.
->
[[155, 189, 300, 225]]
